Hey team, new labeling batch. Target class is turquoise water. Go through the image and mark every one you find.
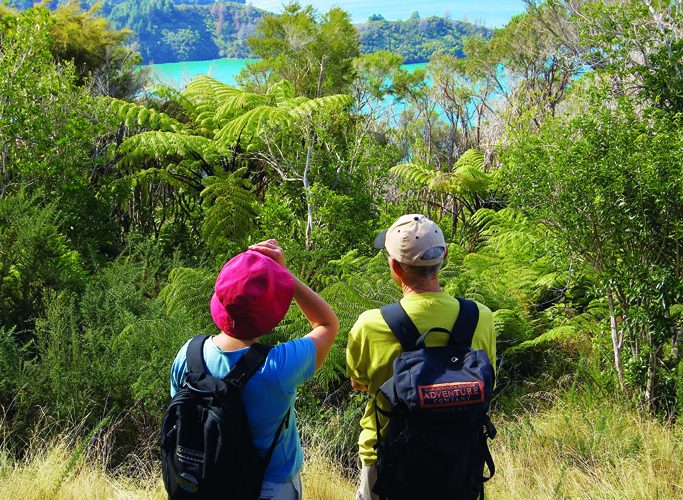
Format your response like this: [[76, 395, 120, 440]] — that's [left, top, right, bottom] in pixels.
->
[[147, 59, 427, 89], [146, 58, 258, 88]]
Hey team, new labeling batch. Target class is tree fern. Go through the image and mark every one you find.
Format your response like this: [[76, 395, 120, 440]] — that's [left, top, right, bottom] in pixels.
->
[[215, 105, 293, 149], [200, 168, 258, 252], [214, 92, 351, 149], [158, 266, 216, 332], [103, 97, 184, 132], [266, 79, 296, 104], [118, 131, 225, 169], [213, 92, 272, 125], [125, 167, 191, 191], [390, 162, 438, 185], [183, 76, 242, 116], [290, 94, 353, 116]]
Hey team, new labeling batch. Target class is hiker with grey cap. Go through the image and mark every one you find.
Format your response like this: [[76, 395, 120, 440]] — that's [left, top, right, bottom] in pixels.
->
[[346, 214, 497, 500]]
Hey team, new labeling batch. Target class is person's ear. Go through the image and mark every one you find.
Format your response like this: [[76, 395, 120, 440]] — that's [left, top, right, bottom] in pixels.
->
[[389, 258, 403, 277]]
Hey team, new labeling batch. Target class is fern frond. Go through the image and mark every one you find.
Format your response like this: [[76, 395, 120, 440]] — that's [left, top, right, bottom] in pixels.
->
[[126, 167, 190, 191], [428, 149, 491, 195], [215, 106, 292, 147], [507, 325, 578, 355], [266, 79, 296, 104], [214, 92, 272, 125], [119, 131, 226, 169], [158, 267, 216, 331], [455, 149, 485, 170], [183, 76, 242, 128], [390, 162, 438, 186], [184, 76, 241, 108], [200, 169, 258, 250], [290, 94, 353, 116], [103, 97, 184, 132]]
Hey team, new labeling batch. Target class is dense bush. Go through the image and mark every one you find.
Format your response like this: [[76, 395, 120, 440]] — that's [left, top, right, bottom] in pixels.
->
[[2, 1, 682, 485], [357, 15, 491, 63]]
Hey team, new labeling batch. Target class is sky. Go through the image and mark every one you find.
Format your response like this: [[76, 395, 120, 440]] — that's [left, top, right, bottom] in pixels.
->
[[247, 0, 527, 28]]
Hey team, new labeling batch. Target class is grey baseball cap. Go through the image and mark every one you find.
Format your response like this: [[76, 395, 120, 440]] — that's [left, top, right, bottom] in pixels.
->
[[374, 214, 446, 266]]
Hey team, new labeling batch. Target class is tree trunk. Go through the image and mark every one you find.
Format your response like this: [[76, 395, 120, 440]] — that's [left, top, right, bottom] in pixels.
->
[[672, 323, 682, 364], [607, 289, 626, 392], [645, 344, 659, 409], [303, 134, 314, 251]]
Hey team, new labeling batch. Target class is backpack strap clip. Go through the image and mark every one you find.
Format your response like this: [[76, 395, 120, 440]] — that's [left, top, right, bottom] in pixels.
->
[[225, 342, 272, 389]]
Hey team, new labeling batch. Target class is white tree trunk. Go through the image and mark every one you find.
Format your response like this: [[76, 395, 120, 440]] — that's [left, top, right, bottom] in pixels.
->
[[304, 133, 313, 251], [607, 289, 626, 392]]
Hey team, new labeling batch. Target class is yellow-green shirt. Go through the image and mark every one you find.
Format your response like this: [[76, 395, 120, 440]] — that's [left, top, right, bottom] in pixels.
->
[[346, 292, 496, 465]]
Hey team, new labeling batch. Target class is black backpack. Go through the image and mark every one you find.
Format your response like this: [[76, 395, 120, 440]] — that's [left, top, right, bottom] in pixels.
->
[[161, 335, 288, 499], [372, 298, 497, 500]]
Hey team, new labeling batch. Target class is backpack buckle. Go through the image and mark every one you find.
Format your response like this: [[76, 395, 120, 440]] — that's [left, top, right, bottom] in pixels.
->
[[484, 415, 497, 439], [228, 373, 246, 388]]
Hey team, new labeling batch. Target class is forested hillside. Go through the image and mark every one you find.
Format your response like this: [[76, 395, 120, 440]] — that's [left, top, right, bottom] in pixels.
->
[[9, 0, 266, 63], [357, 13, 491, 63], [9, 0, 490, 64], [0, 1, 682, 498]]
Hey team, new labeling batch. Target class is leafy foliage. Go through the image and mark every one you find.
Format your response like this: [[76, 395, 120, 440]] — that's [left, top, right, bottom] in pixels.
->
[[105, 98, 184, 132], [105, 0, 267, 63], [4, 0, 683, 477], [357, 15, 491, 64], [200, 169, 258, 253], [503, 84, 683, 406], [0, 193, 86, 333], [244, 3, 359, 97]]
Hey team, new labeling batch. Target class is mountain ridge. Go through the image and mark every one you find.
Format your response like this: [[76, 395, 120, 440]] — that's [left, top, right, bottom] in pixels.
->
[[10, 0, 492, 64]]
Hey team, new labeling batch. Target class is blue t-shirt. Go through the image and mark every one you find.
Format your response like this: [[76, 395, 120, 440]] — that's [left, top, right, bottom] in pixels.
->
[[170, 336, 317, 483]]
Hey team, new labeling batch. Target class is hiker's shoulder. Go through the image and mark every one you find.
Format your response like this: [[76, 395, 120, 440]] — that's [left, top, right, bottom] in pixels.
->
[[473, 300, 493, 322], [354, 308, 384, 328], [348, 308, 386, 342], [270, 336, 316, 357]]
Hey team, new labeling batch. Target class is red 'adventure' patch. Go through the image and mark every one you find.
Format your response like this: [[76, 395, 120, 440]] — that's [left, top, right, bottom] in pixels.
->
[[418, 381, 484, 408]]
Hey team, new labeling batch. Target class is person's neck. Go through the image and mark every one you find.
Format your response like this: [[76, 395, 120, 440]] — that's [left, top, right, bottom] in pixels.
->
[[212, 332, 259, 351], [401, 280, 443, 296]]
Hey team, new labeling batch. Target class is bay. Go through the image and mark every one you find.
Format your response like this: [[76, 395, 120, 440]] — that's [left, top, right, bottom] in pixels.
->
[[146, 58, 427, 89]]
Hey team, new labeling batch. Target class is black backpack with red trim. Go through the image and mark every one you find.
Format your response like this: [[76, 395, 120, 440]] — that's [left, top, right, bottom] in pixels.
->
[[372, 298, 496, 500]]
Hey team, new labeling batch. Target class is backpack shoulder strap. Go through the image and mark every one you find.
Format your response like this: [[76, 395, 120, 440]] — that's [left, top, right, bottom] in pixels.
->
[[225, 342, 272, 389], [380, 301, 420, 351], [186, 335, 210, 375], [449, 298, 480, 349]]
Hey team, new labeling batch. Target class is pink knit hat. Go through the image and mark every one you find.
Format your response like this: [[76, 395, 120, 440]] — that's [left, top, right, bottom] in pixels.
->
[[210, 251, 294, 339]]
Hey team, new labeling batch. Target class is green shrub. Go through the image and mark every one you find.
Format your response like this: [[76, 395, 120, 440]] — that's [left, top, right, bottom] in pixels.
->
[[0, 328, 24, 409], [0, 193, 86, 333], [493, 308, 534, 345]]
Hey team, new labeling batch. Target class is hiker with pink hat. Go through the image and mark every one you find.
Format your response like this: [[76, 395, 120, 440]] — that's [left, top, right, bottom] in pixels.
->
[[168, 239, 338, 499]]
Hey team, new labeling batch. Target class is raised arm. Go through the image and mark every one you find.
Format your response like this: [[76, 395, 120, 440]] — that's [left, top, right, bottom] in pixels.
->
[[248, 239, 339, 371]]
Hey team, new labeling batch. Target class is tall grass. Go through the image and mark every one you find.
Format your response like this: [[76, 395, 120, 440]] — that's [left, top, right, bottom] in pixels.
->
[[0, 392, 680, 499], [0, 442, 354, 500], [488, 391, 683, 499]]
